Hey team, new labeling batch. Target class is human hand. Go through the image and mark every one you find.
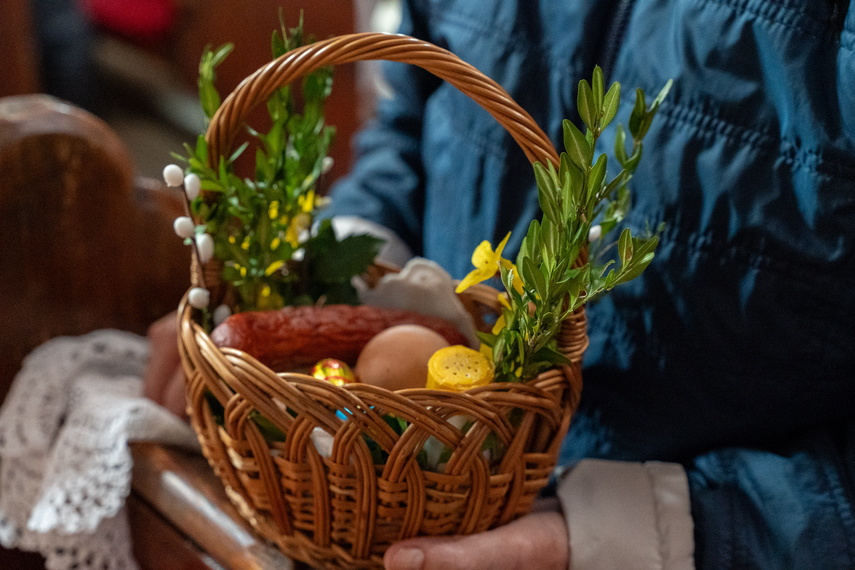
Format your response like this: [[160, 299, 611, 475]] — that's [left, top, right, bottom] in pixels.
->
[[383, 500, 569, 570], [143, 311, 187, 419]]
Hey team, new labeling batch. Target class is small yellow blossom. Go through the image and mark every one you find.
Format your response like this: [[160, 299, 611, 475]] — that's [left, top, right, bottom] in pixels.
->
[[241, 236, 251, 251], [285, 212, 312, 248], [265, 260, 284, 276], [455, 232, 524, 295], [298, 190, 315, 213], [269, 201, 280, 220], [270, 237, 281, 251]]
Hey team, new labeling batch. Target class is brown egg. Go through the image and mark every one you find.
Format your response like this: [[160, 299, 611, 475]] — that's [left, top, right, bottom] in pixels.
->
[[355, 324, 451, 391]]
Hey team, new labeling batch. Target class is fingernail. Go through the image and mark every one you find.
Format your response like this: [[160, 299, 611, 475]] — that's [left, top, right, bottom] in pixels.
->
[[387, 546, 424, 570]]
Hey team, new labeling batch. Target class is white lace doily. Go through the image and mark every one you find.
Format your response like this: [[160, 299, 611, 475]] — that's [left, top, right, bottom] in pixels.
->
[[0, 330, 199, 570]]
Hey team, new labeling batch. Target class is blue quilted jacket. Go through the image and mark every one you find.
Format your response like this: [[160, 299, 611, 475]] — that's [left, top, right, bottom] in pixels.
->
[[326, 1, 855, 567]]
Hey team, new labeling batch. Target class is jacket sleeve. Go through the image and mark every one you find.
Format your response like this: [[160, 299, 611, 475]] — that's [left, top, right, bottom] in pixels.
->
[[322, 1, 440, 257], [687, 420, 855, 570]]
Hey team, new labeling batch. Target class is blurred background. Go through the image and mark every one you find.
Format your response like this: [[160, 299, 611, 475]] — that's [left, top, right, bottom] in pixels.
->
[[1, 0, 403, 182]]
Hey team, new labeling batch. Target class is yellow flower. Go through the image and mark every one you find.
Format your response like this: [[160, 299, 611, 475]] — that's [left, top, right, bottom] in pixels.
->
[[256, 285, 284, 311], [455, 232, 524, 295], [265, 260, 284, 276], [285, 212, 312, 248], [298, 190, 315, 213], [269, 201, 279, 220]]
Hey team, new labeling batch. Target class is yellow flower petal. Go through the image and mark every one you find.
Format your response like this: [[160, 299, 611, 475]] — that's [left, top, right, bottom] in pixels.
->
[[455, 266, 494, 293], [491, 313, 506, 335], [494, 232, 511, 257], [299, 190, 315, 213], [265, 260, 284, 276], [457, 232, 515, 294], [285, 225, 300, 248], [470, 240, 495, 268]]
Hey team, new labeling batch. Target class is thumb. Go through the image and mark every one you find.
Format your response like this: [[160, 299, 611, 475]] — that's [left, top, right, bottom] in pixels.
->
[[383, 510, 568, 570]]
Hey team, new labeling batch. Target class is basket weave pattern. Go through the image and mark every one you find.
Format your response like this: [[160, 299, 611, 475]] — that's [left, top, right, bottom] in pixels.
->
[[178, 33, 588, 569]]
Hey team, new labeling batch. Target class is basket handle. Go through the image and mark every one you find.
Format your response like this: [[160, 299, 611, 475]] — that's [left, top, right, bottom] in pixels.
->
[[206, 32, 559, 168]]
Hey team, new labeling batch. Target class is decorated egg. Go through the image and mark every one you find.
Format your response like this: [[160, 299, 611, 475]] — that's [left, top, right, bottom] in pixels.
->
[[426, 345, 494, 392], [311, 358, 356, 386]]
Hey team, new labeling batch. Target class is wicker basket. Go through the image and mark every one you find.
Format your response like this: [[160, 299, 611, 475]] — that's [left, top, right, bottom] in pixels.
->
[[178, 32, 588, 569]]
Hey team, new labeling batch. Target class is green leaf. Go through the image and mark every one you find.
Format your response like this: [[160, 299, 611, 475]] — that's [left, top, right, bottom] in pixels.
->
[[651, 78, 673, 109], [271, 29, 286, 59], [587, 154, 608, 205], [562, 119, 591, 170], [602, 82, 621, 129], [618, 227, 633, 265], [561, 154, 584, 212], [310, 227, 384, 282], [199, 81, 221, 120], [211, 43, 234, 67], [592, 66, 605, 117], [522, 256, 547, 301], [228, 141, 250, 164], [602, 170, 627, 204], [577, 79, 597, 132], [539, 216, 556, 262], [529, 344, 571, 367], [517, 219, 542, 268], [629, 88, 646, 139], [619, 236, 659, 282], [625, 142, 643, 173], [614, 124, 628, 166], [534, 162, 560, 224]]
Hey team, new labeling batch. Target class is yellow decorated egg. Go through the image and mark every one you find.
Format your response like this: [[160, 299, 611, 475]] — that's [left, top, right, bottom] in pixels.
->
[[426, 345, 494, 392], [311, 358, 356, 386]]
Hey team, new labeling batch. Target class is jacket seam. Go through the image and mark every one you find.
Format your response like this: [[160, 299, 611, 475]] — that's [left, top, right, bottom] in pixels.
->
[[697, 0, 845, 46], [656, 102, 855, 183]]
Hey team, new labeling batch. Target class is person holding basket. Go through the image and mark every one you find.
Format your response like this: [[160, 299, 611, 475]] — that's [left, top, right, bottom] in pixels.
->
[[147, 1, 855, 568]]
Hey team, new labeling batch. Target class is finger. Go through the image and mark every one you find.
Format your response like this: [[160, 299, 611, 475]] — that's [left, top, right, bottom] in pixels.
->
[[161, 366, 188, 419], [143, 312, 181, 403], [383, 510, 568, 570]]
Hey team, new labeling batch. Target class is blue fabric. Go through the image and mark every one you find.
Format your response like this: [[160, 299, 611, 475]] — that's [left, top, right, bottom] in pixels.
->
[[325, 1, 855, 567]]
